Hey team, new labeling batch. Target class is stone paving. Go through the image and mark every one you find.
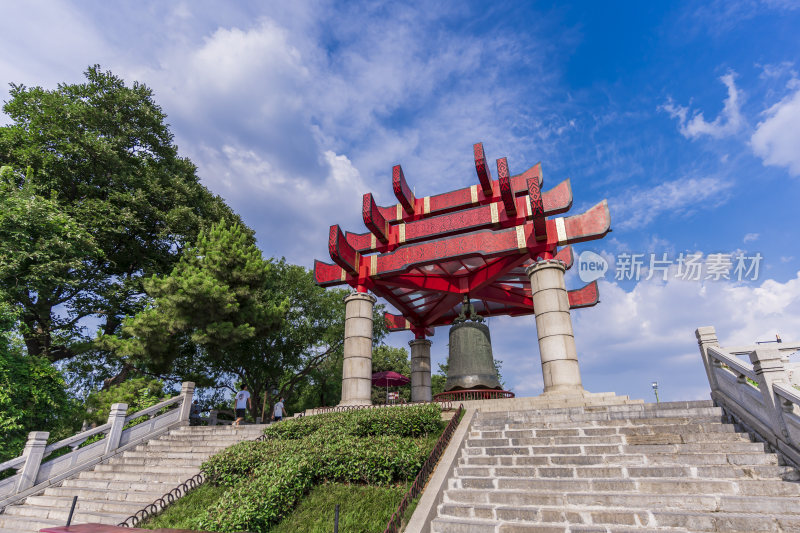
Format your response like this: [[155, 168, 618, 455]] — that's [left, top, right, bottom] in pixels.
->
[[430, 400, 800, 532]]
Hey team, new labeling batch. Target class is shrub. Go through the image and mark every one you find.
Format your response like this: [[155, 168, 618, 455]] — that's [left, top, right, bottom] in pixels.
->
[[315, 435, 428, 484], [203, 456, 315, 532], [203, 440, 299, 487], [351, 403, 442, 437]]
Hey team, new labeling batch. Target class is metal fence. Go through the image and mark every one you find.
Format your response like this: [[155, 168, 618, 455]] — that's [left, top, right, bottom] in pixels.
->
[[383, 404, 464, 533]]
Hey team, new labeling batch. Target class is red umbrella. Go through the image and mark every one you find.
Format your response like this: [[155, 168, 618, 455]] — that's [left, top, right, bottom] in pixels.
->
[[371, 371, 410, 387], [372, 371, 410, 404]]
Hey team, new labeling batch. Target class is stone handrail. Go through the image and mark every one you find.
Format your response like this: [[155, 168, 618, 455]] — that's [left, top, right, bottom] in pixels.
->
[[123, 395, 183, 424], [0, 381, 195, 511], [707, 346, 758, 382], [697, 327, 800, 467], [42, 423, 112, 456]]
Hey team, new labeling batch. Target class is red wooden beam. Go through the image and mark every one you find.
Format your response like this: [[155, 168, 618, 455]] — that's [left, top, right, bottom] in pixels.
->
[[370, 200, 610, 278], [362, 193, 389, 244], [344, 179, 572, 255], [393, 165, 415, 215], [496, 157, 517, 217], [314, 259, 349, 287], [467, 254, 531, 293], [420, 293, 463, 327], [328, 225, 359, 274], [374, 162, 544, 225], [527, 176, 546, 241], [473, 142, 493, 195]]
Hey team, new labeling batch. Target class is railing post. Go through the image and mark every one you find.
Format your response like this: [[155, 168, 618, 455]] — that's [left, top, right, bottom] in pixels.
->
[[16, 431, 49, 493], [104, 403, 129, 455], [749, 348, 792, 439], [696, 326, 720, 391], [178, 381, 196, 424], [209, 410, 218, 426]]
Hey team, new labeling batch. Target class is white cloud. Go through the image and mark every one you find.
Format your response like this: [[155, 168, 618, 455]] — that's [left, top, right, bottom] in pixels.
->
[[661, 72, 744, 139], [751, 86, 800, 176], [743, 232, 760, 243], [611, 176, 733, 230]]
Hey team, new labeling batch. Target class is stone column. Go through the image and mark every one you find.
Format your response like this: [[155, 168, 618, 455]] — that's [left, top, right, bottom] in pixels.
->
[[526, 260, 583, 393], [695, 326, 720, 391], [749, 348, 791, 439], [104, 402, 128, 455], [178, 381, 196, 423], [410, 338, 432, 402], [340, 291, 377, 406], [17, 431, 49, 492]]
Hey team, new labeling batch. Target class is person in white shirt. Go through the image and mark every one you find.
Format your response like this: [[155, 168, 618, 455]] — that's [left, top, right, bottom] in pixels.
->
[[272, 397, 287, 422], [233, 385, 251, 426]]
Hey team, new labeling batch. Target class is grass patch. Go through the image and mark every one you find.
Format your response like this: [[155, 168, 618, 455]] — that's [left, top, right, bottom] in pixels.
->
[[140, 483, 227, 530], [270, 482, 408, 533]]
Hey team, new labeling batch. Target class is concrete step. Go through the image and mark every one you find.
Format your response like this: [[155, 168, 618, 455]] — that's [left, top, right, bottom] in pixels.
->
[[168, 427, 266, 435], [474, 413, 727, 430], [121, 450, 218, 460], [474, 410, 726, 428], [463, 441, 768, 457], [93, 463, 199, 475], [42, 485, 166, 503], [466, 431, 750, 448], [134, 441, 233, 453], [652, 510, 800, 532], [161, 429, 265, 437], [460, 451, 781, 467], [0, 514, 65, 533], [24, 494, 146, 514], [430, 516, 687, 532], [454, 464, 797, 481], [471, 421, 738, 437], [61, 477, 180, 492], [470, 423, 738, 440], [450, 476, 800, 497], [460, 450, 781, 467], [106, 456, 206, 467], [2, 503, 126, 524], [443, 488, 800, 513], [77, 470, 190, 483]]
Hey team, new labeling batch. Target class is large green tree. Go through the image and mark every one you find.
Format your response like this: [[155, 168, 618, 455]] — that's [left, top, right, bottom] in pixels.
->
[[108, 221, 286, 398], [0, 66, 243, 385]]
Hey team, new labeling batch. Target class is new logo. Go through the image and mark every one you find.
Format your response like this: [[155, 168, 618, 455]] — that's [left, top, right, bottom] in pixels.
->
[[578, 250, 608, 283]]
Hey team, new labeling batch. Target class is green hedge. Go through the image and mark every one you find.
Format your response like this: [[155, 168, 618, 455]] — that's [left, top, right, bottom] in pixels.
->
[[205, 457, 315, 531], [198, 404, 443, 532]]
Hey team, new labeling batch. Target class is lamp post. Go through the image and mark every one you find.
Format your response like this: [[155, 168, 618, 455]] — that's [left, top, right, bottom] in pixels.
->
[[651, 381, 659, 403]]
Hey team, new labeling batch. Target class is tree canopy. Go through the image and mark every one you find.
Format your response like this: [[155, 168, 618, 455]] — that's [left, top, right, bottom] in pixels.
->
[[0, 66, 245, 387]]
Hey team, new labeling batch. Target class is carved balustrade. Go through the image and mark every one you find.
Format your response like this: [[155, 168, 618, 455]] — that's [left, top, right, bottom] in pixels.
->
[[697, 327, 800, 467]]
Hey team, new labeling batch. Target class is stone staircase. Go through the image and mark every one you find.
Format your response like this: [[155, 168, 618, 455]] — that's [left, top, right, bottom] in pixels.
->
[[0, 425, 264, 533], [431, 400, 800, 532]]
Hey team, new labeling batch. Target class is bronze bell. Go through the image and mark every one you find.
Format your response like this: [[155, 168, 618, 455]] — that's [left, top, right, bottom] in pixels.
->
[[444, 298, 502, 391]]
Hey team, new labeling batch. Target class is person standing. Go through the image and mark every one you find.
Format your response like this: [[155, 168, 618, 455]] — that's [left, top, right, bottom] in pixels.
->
[[234, 385, 251, 426], [272, 397, 287, 422]]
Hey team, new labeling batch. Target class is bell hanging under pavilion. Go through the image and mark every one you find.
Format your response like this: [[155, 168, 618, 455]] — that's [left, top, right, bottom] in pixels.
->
[[444, 298, 502, 391]]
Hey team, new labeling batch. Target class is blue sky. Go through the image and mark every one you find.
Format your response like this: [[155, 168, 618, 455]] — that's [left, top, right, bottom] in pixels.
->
[[2, 0, 799, 403]]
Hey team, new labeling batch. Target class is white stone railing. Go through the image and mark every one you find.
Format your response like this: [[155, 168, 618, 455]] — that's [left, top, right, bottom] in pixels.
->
[[0, 381, 195, 510], [697, 327, 800, 467]]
